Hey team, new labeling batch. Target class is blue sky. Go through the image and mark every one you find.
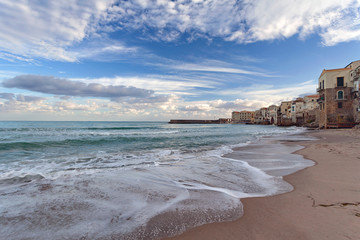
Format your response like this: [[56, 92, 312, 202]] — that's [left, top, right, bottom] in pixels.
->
[[0, 0, 360, 121]]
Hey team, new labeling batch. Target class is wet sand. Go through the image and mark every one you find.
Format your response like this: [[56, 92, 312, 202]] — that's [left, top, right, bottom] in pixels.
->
[[165, 129, 360, 240]]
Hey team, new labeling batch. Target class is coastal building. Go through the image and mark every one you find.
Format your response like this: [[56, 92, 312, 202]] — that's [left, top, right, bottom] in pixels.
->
[[218, 118, 232, 124], [229, 60, 360, 128], [317, 60, 360, 128], [303, 94, 320, 127], [291, 98, 305, 126], [280, 101, 292, 119], [304, 94, 319, 110], [277, 101, 293, 126], [232, 111, 254, 123], [268, 105, 279, 125], [260, 107, 269, 120], [254, 108, 270, 124], [349, 61, 360, 123], [253, 110, 262, 124]]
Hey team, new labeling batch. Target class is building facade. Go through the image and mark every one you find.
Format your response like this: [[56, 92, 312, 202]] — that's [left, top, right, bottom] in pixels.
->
[[317, 60, 360, 128]]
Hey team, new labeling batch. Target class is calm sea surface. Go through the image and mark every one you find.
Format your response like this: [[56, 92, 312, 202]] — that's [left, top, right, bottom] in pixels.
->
[[0, 121, 313, 239]]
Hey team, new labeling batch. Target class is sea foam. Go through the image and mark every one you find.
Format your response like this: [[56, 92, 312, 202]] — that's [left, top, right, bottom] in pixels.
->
[[0, 121, 314, 239]]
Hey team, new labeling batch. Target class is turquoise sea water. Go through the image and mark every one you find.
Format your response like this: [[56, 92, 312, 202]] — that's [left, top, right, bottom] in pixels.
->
[[0, 121, 313, 239]]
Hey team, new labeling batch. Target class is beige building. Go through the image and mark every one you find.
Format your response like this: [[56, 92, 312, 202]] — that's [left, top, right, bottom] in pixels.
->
[[232, 111, 254, 123], [304, 94, 319, 110], [317, 60, 360, 128]]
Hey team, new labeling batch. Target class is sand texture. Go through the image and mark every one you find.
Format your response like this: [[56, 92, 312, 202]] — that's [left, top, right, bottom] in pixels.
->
[[165, 129, 360, 240]]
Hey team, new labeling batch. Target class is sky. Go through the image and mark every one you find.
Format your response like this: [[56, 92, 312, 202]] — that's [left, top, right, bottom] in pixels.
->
[[0, 0, 360, 121]]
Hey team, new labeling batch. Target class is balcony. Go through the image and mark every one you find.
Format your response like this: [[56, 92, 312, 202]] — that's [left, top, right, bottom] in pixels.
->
[[334, 82, 348, 88], [335, 96, 347, 101], [317, 87, 324, 92], [351, 69, 360, 81], [353, 74, 360, 81], [317, 95, 325, 103]]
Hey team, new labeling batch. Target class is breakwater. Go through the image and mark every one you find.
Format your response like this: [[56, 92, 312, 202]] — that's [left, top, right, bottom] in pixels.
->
[[169, 119, 232, 124], [169, 119, 220, 124]]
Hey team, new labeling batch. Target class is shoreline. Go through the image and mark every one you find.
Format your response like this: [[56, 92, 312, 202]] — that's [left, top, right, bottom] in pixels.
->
[[165, 129, 360, 240]]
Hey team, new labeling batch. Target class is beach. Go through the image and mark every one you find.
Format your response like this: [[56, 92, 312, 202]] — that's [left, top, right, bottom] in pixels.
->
[[166, 129, 360, 240], [1, 122, 311, 240]]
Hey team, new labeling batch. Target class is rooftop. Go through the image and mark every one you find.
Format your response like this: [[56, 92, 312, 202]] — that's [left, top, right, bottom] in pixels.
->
[[305, 94, 320, 98], [240, 110, 254, 113], [344, 60, 360, 68], [319, 68, 351, 78]]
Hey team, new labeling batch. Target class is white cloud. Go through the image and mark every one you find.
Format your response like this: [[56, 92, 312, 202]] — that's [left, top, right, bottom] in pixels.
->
[[0, 0, 359, 62], [109, 0, 360, 45], [217, 80, 318, 105], [53, 101, 100, 112], [237, 0, 360, 45], [0, 78, 318, 120]]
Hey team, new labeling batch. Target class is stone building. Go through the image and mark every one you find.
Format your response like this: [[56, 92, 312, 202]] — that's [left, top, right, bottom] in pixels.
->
[[280, 101, 292, 118], [349, 61, 360, 123], [277, 101, 293, 126], [254, 108, 270, 124], [317, 60, 360, 128], [253, 110, 262, 124], [304, 94, 319, 111], [291, 98, 305, 126], [268, 105, 279, 125], [303, 94, 319, 126]]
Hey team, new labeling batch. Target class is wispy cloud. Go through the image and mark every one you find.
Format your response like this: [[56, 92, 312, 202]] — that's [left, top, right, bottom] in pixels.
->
[[70, 40, 139, 61], [0, 0, 115, 62], [77, 75, 221, 95], [167, 63, 276, 77]]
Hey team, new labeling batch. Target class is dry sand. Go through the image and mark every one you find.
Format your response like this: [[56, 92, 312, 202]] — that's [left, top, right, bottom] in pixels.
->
[[165, 129, 360, 240]]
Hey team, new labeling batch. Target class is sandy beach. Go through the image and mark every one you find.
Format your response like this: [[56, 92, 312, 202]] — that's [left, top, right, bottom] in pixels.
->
[[166, 129, 360, 240]]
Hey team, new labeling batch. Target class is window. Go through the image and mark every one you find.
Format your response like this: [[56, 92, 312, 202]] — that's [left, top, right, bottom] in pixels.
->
[[337, 77, 344, 87], [338, 102, 343, 108], [337, 91, 344, 99], [322, 80, 324, 89]]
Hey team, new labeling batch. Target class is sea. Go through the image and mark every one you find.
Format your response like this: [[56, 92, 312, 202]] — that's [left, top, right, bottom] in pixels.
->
[[0, 121, 315, 239]]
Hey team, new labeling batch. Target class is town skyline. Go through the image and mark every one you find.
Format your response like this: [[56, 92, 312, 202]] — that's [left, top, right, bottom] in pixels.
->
[[1, 1, 360, 121]]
